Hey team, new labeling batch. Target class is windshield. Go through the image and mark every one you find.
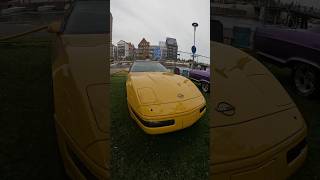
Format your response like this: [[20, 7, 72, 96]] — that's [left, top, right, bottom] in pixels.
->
[[64, 1, 108, 34], [130, 61, 168, 72]]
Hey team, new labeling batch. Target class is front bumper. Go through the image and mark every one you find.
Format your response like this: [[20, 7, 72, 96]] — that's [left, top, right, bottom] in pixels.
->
[[128, 104, 206, 134], [210, 124, 307, 180]]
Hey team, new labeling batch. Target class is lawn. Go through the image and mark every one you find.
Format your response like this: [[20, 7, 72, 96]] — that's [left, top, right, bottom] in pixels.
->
[[110, 72, 209, 180], [258, 60, 320, 180], [0, 38, 67, 179]]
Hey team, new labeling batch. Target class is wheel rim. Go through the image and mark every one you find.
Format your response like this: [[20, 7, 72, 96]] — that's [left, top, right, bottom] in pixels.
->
[[202, 83, 209, 92], [294, 66, 316, 95]]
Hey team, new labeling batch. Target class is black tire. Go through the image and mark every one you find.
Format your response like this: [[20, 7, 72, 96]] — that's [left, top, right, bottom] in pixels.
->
[[201, 82, 210, 93], [292, 63, 320, 98]]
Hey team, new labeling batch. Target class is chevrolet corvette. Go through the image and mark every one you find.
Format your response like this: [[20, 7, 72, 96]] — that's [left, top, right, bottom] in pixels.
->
[[210, 41, 307, 180], [126, 61, 206, 134], [49, 0, 109, 179]]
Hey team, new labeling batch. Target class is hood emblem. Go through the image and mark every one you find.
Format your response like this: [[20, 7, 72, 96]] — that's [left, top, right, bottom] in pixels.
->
[[215, 102, 235, 116], [177, 93, 184, 98]]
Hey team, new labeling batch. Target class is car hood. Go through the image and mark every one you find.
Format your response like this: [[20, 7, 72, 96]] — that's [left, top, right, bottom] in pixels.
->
[[128, 72, 202, 105], [210, 42, 306, 167], [211, 42, 295, 128]]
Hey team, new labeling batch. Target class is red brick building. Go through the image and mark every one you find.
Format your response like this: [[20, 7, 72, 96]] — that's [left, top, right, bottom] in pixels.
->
[[138, 38, 150, 60]]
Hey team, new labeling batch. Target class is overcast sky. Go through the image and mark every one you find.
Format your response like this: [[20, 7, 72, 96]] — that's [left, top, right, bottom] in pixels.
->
[[111, 0, 210, 63]]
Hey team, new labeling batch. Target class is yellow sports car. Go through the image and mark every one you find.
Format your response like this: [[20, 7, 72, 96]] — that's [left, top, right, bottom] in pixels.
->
[[210, 42, 307, 180], [126, 61, 206, 134], [49, 1, 109, 179]]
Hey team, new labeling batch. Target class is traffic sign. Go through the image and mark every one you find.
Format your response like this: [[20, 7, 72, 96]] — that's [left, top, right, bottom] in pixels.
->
[[153, 47, 161, 60], [191, 45, 196, 54]]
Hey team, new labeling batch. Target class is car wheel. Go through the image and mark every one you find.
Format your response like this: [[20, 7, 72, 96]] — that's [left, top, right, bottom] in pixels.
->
[[201, 82, 210, 93], [292, 63, 319, 97]]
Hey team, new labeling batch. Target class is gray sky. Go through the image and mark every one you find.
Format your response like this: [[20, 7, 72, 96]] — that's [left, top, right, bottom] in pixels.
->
[[111, 0, 210, 63]]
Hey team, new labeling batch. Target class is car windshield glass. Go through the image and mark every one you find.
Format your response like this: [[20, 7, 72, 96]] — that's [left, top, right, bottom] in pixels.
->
[[130, 62, 168, 72], [64, 1, 108, 34]]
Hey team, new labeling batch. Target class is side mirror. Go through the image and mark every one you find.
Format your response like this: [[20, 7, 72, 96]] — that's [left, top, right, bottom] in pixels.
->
[[47, 21, 62, 34]]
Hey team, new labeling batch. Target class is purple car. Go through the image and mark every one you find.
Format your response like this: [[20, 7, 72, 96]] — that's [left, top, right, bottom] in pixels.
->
[[254, 26, 320, 97], [189, 68, 210, 93], [173, 66, 210, 93]]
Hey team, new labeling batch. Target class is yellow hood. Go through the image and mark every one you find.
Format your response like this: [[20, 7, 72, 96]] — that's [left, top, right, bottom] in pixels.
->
[[211, 42, 295, 128], [128, 72, 202, 105], [210, 42, 306, 167]]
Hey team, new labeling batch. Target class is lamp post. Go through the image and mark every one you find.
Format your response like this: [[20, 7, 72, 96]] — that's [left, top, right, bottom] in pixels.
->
[[192, 22, 198, 68]]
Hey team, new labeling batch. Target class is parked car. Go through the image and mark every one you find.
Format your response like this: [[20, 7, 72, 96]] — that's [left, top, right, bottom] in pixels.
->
[[173, 66, 210, 93], [48, 0, 109, 179], [254, 26, 320, 97], [189, 68, 210, 93], [173, 66, 190, 77], [126, 61, 206, 134], [210, 41, 307, 179]]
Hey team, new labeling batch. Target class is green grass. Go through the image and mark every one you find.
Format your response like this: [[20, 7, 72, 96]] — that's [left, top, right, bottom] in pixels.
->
[[260, 61, 320, 180], [111, 74, 209, 180], [0, 38, 67, 179]]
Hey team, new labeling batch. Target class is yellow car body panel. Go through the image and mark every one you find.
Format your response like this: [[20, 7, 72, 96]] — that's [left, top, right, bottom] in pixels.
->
[[126, 71, 206, 134], [52, 33, 110, 179], [210, 42, 307, 180]]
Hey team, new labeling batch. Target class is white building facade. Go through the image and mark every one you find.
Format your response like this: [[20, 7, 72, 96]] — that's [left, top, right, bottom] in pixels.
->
[[117, 40, 129, 60]]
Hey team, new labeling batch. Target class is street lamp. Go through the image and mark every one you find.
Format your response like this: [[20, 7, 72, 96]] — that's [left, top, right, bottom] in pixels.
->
[[192, 22, 198, 68], [192, 22, 198, 46]]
